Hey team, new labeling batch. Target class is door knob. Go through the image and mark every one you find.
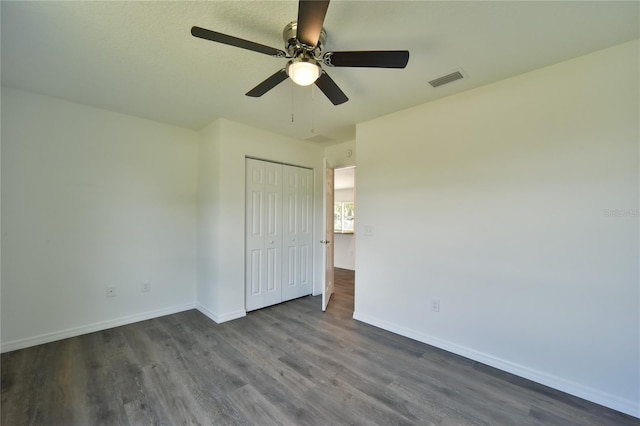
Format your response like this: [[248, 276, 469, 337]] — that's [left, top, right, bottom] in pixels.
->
[[320, 240, 331, 244]]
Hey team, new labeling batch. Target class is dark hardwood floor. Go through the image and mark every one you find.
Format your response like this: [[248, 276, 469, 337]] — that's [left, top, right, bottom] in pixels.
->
[[325, 267, 355, 319], [2, 268, 637, 425]]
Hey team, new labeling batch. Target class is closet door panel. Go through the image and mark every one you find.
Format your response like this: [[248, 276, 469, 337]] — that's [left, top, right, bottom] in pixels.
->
[[297, 169, 313, 291], [246, 159, 282, 311], [282, 170, 298, 297], [264, 162, 282, 301], [282, 165, 313, 301]]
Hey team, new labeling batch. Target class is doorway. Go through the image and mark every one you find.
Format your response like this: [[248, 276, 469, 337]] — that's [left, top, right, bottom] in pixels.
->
[[332, 166, 355, 314], [333, 166, 355, 270], [325, 268, 355, 318]]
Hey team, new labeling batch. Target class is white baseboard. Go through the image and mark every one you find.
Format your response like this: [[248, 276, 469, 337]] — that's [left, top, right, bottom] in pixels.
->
[[196, 304, 246, 324], [334, 265, 355, 271], [1, 303, 196, 354], [352, 311, 639, 419]]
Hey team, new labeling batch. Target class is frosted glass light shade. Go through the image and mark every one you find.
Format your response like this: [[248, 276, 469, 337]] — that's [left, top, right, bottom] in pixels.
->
[[287, 58, 321, 86]]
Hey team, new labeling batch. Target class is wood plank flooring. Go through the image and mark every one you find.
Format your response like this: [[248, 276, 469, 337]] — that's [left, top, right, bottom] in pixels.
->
[[2, 268, 637, 425]]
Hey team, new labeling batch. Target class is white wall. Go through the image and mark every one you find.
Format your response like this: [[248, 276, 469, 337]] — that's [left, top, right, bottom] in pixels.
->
[[1, 87, 199, 352], [197, 120, 221, 319], [335, 188, 354, 203], [198, 119, 324, 322], [325, 140, 356, 169], [334, 234, 355, 271], [354, 40, 639, 416]]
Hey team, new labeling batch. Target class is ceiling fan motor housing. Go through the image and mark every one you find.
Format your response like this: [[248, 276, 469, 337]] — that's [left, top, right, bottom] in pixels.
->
[[283, 21, 326, 58]]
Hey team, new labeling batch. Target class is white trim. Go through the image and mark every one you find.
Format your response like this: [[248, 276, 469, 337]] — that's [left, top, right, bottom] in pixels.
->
[[197, 304, 246, 324], [1, 303, 196, 354], [352, 311, 640, 419]]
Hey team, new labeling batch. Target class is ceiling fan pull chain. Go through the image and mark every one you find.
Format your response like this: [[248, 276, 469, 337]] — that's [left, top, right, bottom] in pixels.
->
[[311, 85, 316, 134], [291, 80, 295, 124]]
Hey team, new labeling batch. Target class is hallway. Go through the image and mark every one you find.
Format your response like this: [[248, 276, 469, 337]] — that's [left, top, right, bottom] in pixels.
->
[[325, 267, 354, 318]]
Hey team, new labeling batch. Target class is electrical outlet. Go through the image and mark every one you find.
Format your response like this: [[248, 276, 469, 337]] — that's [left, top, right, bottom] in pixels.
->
[[106, 286, 116, 298], [141, 282, 151, 293], [431, 299, 440, 312]]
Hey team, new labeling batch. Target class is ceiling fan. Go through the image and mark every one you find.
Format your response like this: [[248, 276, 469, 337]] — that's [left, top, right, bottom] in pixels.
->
[[191, 0, 409, 105]]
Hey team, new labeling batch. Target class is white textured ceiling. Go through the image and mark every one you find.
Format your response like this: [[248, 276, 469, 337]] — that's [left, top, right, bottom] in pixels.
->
[[2, 1, 638, 144]]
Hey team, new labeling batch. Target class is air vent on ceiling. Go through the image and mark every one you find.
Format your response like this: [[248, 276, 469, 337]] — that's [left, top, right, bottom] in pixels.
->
[[306, 134, 334, 144], [429, 70, 465, 88]]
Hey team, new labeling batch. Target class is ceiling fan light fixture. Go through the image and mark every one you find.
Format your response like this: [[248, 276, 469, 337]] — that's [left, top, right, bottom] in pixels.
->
[[287, 56, 321, 86]]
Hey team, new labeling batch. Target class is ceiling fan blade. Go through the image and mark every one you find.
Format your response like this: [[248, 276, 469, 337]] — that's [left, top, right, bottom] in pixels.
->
[[324, 51, 410, 68], [315, 71, 348, 105], [191, 26, 286, 58], [296, 0, 330, 47], [246, 69, 289, 97]]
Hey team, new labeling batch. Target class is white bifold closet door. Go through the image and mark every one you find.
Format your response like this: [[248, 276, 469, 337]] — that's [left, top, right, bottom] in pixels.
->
[[246, 158, 313, 312]]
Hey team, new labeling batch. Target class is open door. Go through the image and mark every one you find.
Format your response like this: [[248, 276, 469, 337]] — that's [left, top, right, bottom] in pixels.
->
[[321, 160, 335, 311]]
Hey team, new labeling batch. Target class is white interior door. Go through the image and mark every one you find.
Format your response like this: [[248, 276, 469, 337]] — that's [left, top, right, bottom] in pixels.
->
[[245, 159, 282, 311], [282, 165, 313, 301], [322, 161, 335, 311]]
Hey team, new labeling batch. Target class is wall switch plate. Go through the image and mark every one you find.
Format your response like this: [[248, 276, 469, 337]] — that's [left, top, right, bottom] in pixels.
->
[[431, 299, 440, 312], [141, 282, 151, 293], [106, 286, 116, 298]]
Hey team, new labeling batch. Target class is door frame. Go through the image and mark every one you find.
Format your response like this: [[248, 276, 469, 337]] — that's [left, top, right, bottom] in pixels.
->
[[321, 159, 335, 311]]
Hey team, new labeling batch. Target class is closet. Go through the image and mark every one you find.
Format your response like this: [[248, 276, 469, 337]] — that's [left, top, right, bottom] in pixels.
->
[[245, 158, 313, 311]]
